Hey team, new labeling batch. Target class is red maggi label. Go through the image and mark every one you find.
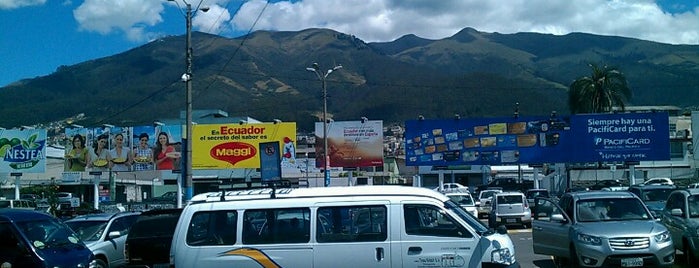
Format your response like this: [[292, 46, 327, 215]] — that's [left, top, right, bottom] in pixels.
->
[[210, 142, 256, 166]]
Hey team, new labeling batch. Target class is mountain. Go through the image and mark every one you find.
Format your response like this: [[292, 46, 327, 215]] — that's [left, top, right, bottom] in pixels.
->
[[1, 28, 698, 131]]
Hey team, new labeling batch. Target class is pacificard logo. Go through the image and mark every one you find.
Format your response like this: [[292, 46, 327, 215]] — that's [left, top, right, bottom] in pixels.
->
[[594, 138, 651, 146], [211, 142, 256, 166]]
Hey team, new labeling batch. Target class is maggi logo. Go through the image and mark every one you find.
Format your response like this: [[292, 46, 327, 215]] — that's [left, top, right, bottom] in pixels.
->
[[210, 142, 256, 166]]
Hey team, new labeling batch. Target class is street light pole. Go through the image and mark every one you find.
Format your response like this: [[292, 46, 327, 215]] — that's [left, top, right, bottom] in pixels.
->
[[169, 0, 207, 205], [306, 63, 342, 187]]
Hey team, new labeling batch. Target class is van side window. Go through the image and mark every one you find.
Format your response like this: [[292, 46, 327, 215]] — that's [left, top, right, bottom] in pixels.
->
[[316, 205, 387, 243], [242, 208, 310, 244], [186, 211, 237, 246], [404, 205, 472, 238]]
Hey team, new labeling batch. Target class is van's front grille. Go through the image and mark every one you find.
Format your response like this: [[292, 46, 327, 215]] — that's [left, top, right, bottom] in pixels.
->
[[609, 237, 650, 250]]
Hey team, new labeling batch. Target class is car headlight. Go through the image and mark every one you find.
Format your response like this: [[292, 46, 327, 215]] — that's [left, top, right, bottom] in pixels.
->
[[577, 233, 602, 245], [491, 247, 515, 265], [654, 231, 671, 243]]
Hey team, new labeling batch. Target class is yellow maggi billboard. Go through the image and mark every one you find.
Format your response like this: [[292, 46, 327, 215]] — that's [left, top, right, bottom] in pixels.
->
[[192, 123, 296, 169]]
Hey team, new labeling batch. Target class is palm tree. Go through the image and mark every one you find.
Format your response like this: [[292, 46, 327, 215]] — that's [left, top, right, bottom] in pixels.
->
[[568, 64, 632, 114]]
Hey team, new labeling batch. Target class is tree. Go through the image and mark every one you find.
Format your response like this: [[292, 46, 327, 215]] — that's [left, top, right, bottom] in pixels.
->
[[568, 64, 632, 114]]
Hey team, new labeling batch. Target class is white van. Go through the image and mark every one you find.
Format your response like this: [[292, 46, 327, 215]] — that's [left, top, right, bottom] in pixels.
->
[[170, 185, 519, 267]]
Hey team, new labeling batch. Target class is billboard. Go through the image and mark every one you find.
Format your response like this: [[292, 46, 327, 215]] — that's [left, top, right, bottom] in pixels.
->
[[314, 120, 384, 168], [192, 123, 296, 169], [0, 129, 47, 173], [405, 112, 669, 166]]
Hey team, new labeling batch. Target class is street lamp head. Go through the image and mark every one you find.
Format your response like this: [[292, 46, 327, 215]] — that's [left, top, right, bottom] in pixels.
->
[[312, 62, 319, 69]]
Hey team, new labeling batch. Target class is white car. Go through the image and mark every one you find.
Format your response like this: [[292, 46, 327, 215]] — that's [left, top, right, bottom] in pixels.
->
[[445, 192, 478, 218], [642, 177, 673, 186], [434, 182, 469, 193]]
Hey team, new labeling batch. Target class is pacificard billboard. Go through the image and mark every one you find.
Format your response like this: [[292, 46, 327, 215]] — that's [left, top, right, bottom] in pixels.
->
[[192, 123, 297, 169]]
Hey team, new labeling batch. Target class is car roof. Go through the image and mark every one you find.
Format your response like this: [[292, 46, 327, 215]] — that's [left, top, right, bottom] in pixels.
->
[[526, 189, 548, 192], [495, 191, 525, 196], [566, 190, 636, 200], [65, 211, 140, 222], [0, 209, 55, 222], [445, 192, 472, 196], [629, 184, 676, 189]]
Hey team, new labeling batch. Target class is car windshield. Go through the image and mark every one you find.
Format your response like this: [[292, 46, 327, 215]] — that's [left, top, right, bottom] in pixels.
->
[[17, 219, 84, 250], [689, 195, 699, 218], [448, 194, 474, 206], [65, 220, 108, 242], [480, 191, 499, 199], [576, 198, 650, 222], [641, 189, 674, 202], [526, 191, 549, 199]]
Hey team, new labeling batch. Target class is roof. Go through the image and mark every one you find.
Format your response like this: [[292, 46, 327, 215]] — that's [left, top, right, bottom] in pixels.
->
[[64, 211, 140, 222], [191, 185, 447, 203], [567, 190, 636, 200], [629, 184, 676, 190], [0, 209, 55, 222]]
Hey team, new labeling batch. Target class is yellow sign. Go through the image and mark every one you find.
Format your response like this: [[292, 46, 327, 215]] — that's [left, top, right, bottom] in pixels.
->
[[192, 123, 296, 169]]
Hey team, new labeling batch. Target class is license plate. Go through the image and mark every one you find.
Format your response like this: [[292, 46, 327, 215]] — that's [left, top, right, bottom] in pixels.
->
[[621, 257, 643, 267], [506, 218, 516, 223]]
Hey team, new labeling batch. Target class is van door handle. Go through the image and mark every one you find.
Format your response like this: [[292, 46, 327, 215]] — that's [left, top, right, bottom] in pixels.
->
[[375, 247, 384, 261], [408, 246, 422, 255]]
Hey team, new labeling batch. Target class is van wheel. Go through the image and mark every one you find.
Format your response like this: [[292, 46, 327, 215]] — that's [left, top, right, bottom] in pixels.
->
[[523, 222, 531, 229], [685, 243, 697, 266], [91, 259, 107, 268]]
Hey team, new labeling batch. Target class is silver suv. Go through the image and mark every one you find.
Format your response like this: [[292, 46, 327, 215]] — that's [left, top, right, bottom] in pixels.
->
[[533, 191, 674, 267], [488, 191, 532, 229], [65, 211, 140, 268], [661, 188, 699, 266]]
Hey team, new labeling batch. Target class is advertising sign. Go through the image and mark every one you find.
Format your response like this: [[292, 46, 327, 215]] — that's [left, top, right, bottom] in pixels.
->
[[0, 129, 47, 173], [314, 120, 384, 168], [192, 123, 296, 169], [405, 112, 669, 166]]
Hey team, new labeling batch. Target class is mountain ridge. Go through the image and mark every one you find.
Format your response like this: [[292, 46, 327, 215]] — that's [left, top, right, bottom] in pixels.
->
[[1, 27, 697, 131]]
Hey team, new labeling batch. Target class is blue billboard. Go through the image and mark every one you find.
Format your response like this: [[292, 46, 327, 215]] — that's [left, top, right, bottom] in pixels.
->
[[405, 112, 669, 166]]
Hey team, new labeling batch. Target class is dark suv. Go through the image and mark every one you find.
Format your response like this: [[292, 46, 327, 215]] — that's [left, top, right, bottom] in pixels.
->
[[125, 208, 183, 268], [628, 184, 676, 217]]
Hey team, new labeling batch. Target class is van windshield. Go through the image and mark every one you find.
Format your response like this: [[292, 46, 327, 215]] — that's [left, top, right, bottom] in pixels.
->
[[444, 200, 488, 233]]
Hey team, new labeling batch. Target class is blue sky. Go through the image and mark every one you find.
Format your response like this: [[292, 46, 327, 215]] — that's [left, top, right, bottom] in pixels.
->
[[1, 0, 698, 87]]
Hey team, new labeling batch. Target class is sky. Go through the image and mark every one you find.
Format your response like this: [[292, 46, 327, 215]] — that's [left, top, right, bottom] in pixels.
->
[[1, 0, 698, 87]]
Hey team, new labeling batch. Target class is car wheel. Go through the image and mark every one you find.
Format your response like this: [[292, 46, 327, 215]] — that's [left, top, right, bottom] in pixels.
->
[[91, 259, 108, 268], [523, 222, 531, 229], [685, 242, 698, 266]]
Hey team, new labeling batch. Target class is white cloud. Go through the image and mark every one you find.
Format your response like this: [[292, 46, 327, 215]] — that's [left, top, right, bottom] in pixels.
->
[[0, 0, 45, 9], [227, 0, 699, 44], [193, 4, 230, 34], [60, 0, 699, 45], [73, 0, 165, 42]]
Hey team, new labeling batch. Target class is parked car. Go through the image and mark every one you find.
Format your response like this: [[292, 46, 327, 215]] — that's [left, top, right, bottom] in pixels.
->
[[661, 188, 699, 266], [434, 182, 469, 193], [147, 191, 180, 203], [64, 211, 141, 268], [476, 188, 502, 218], [445, 192, 478, 217], [643, 177, 674, 186], [525, 189, 550, 208], [0, 209, 94, 267], [688, 183, 699, 189], [628, 184, 676, 217], [475, 177, 533, 193], [0, 199, 37, 210], [589, 179, 628, 191], [125, 208, 183, 268], [533, 191, 674, 267], [488, 191, 532, 229]]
